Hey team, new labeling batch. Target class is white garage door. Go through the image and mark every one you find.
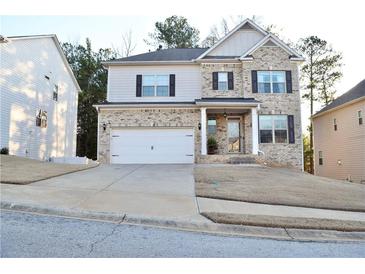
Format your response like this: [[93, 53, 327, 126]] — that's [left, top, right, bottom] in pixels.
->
[[110, 128, 194, 164]]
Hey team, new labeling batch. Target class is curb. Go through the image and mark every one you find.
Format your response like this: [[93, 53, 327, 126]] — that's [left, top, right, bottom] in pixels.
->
[[2, 201, 365, 243]]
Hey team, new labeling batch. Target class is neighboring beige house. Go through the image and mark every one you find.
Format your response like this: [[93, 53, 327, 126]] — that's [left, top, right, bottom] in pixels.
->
[[0, 35, 80, 160], [312, 80, 365, 183], [94, 19, 304, 168]]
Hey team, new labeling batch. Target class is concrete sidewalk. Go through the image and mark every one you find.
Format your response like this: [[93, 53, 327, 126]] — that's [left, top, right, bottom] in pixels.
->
[[197, 197, 365, 222]]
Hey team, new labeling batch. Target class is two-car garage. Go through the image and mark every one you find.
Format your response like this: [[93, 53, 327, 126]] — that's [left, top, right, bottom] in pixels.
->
[[110, 128, 195, 164]]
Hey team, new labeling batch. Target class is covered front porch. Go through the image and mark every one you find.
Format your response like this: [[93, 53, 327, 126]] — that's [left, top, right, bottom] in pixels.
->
[[196, 98, 260, 161]]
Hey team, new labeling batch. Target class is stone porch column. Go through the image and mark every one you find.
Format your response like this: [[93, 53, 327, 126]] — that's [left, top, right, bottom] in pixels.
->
[[251, 107, 259, 155], [201, 107, 207, 155]]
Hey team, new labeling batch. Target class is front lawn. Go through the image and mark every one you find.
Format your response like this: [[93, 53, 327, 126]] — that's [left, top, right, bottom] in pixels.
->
[[195, 165, 365, 212], [0, 155, 98, 185]]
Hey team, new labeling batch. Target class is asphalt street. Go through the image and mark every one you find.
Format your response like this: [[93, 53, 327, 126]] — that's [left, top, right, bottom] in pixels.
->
[[1, 211, 364, 258]]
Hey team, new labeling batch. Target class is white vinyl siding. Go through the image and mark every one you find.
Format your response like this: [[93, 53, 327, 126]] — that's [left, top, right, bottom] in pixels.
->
[[0, 37, 78, 160], [208, 29, 265, 56], [107, 65, 201, 102]]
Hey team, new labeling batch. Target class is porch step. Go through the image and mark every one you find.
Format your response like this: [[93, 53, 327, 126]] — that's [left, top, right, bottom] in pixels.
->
[[227, 156, 257, 164], [198, 154, 260, 164]]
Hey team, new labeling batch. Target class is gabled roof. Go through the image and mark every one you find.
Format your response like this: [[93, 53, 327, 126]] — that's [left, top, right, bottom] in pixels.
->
[[195, 19, 268, 60], [104, 48, 208, 65], [101, 18, 303, 65], [5, 34, 81, 92], [312, 79, 365, 118], [239, 34, 304, 61]]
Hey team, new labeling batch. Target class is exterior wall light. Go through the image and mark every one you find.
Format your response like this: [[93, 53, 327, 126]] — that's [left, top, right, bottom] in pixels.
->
[[198, 122, 201, 130]]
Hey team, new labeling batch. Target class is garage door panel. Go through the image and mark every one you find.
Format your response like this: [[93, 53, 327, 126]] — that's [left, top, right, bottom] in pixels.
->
[[110, 128, 194, 164]]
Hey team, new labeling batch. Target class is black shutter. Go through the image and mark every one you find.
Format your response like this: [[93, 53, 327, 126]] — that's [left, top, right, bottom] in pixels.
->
[[251, 70, 258, 93], [286, 71, 292, 93], [288, 115, 295, 144], [212, 72, 218, 90], [228, 72, 234, 90], [169, 74, 175, 96], [136, 74, 142, 97]]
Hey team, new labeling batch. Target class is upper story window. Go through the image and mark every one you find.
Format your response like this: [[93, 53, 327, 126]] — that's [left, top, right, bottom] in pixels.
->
[[142, 75, 169, 97], [258, 71, 286, 93], [53, 85, 58, 101], [318, 151, 323, 165], [218, 72, 228, 91], [358, 110, 363, 125], [208, 117, 217, 135], [259, 115, 288, 143], [333, 118, 337, 131]]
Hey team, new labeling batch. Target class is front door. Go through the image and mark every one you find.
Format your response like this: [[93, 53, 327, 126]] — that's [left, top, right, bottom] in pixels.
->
[[228, 119, 241, 153]]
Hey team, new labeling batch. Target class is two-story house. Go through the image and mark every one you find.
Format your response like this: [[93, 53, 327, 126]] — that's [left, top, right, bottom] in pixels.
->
[[0, 34, 80, 161], [312, 80, 365, 182], [94, 19, 304, 168]]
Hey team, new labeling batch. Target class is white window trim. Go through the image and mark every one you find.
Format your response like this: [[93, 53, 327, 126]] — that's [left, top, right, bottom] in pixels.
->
[[217, 72, 228, 91], [259, 115, 288, 144], [142, 75, 169, 97], [358, 110, 363, 125], [258, 71, 287, 94]]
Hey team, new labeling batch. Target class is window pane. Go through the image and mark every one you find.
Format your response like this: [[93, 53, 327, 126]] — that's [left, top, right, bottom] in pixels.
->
[[258, 83, 271, 93], [156, 86, 168, 96], [259, 116, 272, 130], [142, 75, 154, 86], [260, 130, 272, 143], [272, 71, 285, 82], [218, 72, 228, 82], [156, 75, 168, 85], [275, 129, 287, 143], [218, 82, 228, 90], [208, 119, 217, 135], [274, 116, 287, 129], [273, 83, 285, 93], [258, 71, 270, 82], [142, 86, 154, 96]]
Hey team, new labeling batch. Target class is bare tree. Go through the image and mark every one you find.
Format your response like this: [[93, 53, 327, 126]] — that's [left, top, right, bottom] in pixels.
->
[[113, 29, 136, 58]]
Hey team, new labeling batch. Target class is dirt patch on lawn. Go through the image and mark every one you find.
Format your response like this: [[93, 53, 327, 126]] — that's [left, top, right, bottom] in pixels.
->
[[0, 155, 98, 185], [195, 165, 365, 212], [202, 212, 365, 232]]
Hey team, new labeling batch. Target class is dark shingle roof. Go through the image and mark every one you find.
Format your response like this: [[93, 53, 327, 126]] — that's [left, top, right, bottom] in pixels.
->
[[314, 80, 365, 117], [107, 48, 208, 63]]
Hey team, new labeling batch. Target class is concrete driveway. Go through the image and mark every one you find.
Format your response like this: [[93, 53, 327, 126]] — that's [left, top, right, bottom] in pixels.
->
[[1, 164, 202, 220]]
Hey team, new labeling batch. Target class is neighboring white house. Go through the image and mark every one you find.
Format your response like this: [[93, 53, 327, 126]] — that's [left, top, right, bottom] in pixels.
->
[[0, 34, 80, 160]]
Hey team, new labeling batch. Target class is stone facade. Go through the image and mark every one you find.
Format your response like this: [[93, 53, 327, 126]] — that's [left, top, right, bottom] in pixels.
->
[[201, 63, 243, 97], [98, 108, 201, 163], [242, 46, 303, 168], [97, 47, 302, 169]]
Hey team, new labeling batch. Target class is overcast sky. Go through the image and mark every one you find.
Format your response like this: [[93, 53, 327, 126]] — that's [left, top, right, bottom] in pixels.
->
[[1, 0, 364, 133]]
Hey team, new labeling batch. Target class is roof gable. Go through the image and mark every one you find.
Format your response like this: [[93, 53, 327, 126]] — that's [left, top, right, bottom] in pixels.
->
[[196, 19, 268, 60], [6, 34, 81, 92], [239, 34, 304, 60]]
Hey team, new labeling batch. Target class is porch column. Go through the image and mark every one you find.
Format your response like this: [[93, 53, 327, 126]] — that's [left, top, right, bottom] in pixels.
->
[[251, 107, 259, 155], [200, 107, 207, 155]]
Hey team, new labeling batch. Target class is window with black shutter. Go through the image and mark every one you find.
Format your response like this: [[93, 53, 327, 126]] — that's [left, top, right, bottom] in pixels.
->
[[251, 70, 258, 93]]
